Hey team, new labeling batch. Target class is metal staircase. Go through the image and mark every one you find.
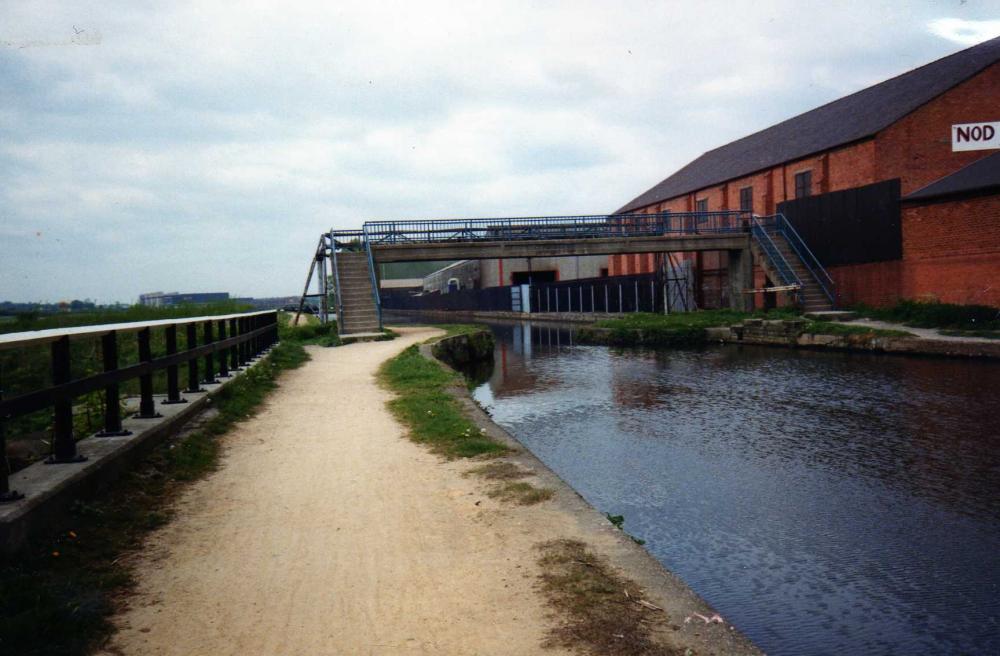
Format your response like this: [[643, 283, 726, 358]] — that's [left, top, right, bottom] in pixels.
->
[[751, 215, 836, 312], [330, 233, 383, 336]]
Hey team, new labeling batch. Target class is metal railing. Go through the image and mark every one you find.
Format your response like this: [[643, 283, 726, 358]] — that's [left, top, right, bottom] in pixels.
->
[[329, 235, 346, 334], [0, 310, 279, 501], [361, 211, 751, 245], [759, 214, 837, 306], [751, 218, 802, 290], [363, 239, 383, 329]]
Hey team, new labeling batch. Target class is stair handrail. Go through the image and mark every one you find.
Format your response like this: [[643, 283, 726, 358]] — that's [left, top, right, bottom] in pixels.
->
[[328, 231, 346, 335], [751, 217, 802, 290], [769, 214, 837, 306], [361, 226, 384, 331]]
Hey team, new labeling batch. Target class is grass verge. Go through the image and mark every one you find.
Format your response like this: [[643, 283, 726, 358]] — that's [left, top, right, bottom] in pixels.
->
[[378, 344, 506, 459], [466, 462, 554, 505], [487, 481, 554, 505], [581, 309, 800, 347], [854, 299, 1000, 331], [0, 341, 309, 656], [537, 539, 681, 656], [419, 323, 490, 342], [278, 313, 342, 347]]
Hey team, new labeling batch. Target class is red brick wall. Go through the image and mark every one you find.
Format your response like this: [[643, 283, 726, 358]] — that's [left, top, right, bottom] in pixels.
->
[[876, 61, 1000, 195], [829, 260, 905, 306], [614, 62, 1000, 304], [900, 194, 1000, 306]]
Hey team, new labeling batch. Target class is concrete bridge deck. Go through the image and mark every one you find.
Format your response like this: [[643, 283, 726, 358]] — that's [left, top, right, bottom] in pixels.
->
[[370, 232, 750, 262]]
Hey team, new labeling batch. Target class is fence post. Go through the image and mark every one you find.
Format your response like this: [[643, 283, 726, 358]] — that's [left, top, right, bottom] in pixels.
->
[[203, 321, 219, 385], [229, 318, 242, 372], [217, 320, 230, 378], [1, 383, 25, 501], [135, 328, 162, 419], [97, 331, 135, 433], [239, 317, 250, 366], [604, 285, 609, 313], [634, 280, 639, 313], [162, 325, 187, 405], [185, 323, 205, 393], [46, 336, 86, 463], [618, 284, 623, 314]]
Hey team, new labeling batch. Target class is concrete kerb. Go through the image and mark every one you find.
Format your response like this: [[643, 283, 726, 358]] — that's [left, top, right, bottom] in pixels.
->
[[417, 335, 763, 655], [0, 347, 274, 555]]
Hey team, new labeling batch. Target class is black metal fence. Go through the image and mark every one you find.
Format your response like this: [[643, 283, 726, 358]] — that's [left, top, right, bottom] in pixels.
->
[[382, 269, 699, 315], [383, 286, 514, 312], [0, 311, 279, 502]]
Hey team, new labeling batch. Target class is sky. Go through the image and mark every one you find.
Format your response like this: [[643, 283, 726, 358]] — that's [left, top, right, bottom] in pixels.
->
[[2, 1, 999, 304]]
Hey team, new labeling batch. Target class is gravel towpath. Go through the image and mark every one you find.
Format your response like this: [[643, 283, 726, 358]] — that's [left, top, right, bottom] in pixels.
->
[[103, 327, 568, 656]]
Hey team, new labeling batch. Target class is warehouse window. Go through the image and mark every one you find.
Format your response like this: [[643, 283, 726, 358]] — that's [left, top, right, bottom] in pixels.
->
[[739, 186, 753, 212], [695, 198, 708, 212], [795, 171, 812, 198]]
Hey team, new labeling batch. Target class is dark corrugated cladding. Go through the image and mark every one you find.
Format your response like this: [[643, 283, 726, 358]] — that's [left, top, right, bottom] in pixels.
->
[[904, 151, 1000, 201], [617, 36, 1000, 213]]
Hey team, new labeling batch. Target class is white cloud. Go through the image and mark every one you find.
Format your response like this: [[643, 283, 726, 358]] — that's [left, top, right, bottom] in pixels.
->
[[0, 1, 991, 302], [928, 18, 1000, 45]]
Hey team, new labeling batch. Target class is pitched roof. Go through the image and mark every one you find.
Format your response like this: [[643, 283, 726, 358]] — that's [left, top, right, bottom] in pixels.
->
[[617, 36, 1000, 213], [903, 151, 1000, 201]]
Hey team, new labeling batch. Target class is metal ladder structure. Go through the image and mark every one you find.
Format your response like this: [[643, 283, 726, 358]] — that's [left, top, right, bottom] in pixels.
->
[[751, 214, 837, 312], [329, 230, 383, 335]]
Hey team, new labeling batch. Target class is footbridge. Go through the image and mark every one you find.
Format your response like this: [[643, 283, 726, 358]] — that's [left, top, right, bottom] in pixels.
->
[[302, 212, 835, 335]]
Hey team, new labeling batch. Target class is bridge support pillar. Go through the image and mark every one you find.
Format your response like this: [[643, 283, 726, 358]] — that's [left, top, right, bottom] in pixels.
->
[[728, 248, 754, 312]]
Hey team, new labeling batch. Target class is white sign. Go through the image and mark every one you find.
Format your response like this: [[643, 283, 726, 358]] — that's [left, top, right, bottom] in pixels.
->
[[952, 121, 1000, 152]]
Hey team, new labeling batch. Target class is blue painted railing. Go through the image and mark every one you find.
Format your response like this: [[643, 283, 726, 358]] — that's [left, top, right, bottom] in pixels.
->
[[751, 217, 802, 289], [364, 239, 383, 330], [757, 214, 837, 306], [361, 211, 751, 245]]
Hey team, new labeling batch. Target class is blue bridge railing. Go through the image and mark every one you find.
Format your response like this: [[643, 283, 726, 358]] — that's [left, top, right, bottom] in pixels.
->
[[756, 214, 837, 306], [360, 211, 751, 245], [751, 217, 802, 290]]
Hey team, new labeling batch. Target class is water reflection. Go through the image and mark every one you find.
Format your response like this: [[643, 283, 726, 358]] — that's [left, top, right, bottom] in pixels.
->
[[474, 321, 1000, 656]]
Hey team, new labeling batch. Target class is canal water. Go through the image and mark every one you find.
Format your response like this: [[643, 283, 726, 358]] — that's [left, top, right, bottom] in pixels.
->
[[470, 322, 1000, 656]]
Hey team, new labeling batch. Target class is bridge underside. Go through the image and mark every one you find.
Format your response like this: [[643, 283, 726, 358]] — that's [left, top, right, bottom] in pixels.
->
[[371, 233, 754, 312], [370, 233, 750, 262]]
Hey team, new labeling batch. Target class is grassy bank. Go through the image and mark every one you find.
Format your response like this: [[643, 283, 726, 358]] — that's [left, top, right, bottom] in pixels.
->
[[278, 313, 341, 347], [856, 299, 1000, 331], [580, 309, 799, 347], [378, 341, 505, 459], [0, 341, 309, 656]]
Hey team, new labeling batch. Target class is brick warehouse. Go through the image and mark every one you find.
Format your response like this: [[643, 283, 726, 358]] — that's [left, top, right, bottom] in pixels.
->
[[613, 35, 1000, 308]]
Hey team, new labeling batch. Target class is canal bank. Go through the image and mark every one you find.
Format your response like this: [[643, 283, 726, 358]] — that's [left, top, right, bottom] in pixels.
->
[[420, 331, 763, 655], [469, 320, 1000, 655], [101, 327, 761, 656], [386, 309, 1000, 359]]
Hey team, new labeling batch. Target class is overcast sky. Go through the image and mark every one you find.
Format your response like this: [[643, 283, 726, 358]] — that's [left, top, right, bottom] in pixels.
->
[[2, 1, 998, 304]]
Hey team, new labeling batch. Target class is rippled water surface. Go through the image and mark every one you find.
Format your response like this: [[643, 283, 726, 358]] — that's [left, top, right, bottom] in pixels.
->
[[471, 322, 1000, 656]]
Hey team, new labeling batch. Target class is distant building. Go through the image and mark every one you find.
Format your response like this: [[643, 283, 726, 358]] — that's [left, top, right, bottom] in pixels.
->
[[139, 291, 230, 307], [423, 261, 481, 294], [615, 36, 1000, 307], [479, 255, 608, 287]]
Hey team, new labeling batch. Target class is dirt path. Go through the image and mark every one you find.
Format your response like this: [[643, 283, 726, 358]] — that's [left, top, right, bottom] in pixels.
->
[[104, 327, 570, 656]]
